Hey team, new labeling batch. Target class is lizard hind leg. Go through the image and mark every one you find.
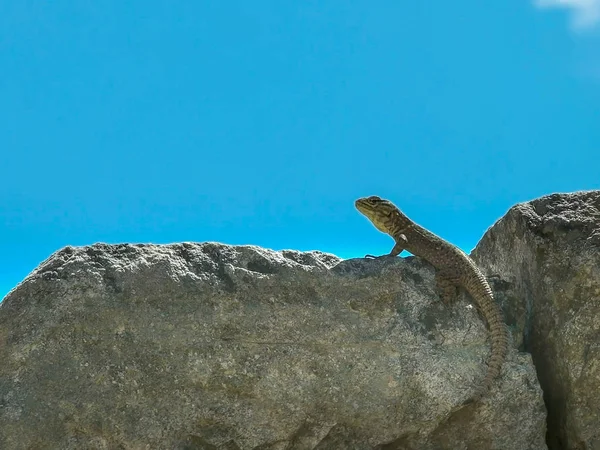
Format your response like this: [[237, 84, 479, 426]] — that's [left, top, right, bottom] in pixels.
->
[[435, 271, 461, 305]]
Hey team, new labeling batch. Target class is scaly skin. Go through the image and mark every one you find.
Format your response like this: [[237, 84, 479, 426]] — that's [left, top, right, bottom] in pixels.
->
[[355, 195, 508, 402]]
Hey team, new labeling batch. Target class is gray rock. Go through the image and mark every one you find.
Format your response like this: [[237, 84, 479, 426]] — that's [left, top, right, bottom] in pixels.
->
[[0, 241, 545, 449], [473, 190, 600, 450]]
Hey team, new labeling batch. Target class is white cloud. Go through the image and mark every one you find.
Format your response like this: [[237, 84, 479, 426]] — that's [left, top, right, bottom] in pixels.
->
[[535, 0, 600, 30]]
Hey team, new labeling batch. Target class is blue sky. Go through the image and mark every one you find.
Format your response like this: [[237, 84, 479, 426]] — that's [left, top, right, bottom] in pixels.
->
[[1, 1, 599, 300]]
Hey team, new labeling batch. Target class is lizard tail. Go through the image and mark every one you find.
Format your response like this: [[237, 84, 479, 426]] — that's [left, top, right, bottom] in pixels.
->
[[464, 272, 509, 403]]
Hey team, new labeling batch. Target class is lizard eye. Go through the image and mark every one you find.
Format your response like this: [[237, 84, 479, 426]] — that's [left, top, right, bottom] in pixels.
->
[[368, 195, 380, 203]]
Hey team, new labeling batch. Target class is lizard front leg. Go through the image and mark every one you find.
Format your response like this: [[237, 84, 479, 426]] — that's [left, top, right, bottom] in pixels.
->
[[365, 234, 407, 259]]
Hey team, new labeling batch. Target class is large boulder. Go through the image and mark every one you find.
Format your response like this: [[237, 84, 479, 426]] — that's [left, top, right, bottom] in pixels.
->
[[473, 190, 600, 450], [0, 241, 544, 449]]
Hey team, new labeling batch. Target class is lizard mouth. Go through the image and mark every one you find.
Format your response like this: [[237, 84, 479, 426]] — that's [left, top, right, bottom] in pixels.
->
[[354, 198, 374, 219], [355, 198, 374, 216]]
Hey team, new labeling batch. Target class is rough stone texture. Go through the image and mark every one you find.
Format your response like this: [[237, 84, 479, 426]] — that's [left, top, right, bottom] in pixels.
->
[[472, 190, 600, 450], [0, 242, 545, 449]]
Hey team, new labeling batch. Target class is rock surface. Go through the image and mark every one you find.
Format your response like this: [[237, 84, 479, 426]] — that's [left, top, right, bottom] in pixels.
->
[[0, 241, 545, 449], [473, 190, 600, 450]]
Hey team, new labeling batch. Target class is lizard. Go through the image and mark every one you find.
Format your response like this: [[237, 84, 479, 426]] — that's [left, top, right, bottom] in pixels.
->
[[355, 195, 508, 403]]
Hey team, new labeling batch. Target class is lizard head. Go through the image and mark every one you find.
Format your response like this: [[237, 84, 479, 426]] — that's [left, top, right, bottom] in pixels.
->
[[355, 195, 411, 235]]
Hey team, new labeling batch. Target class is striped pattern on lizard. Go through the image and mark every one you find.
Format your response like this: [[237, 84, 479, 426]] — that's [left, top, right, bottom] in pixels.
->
[[355, 195, 508, 403]]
